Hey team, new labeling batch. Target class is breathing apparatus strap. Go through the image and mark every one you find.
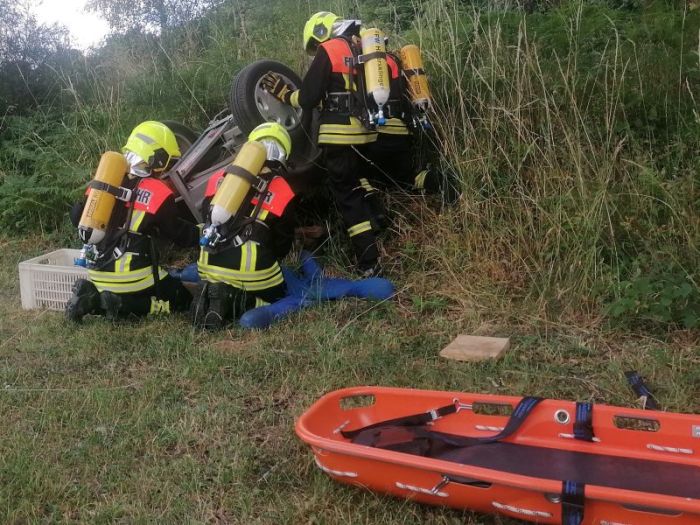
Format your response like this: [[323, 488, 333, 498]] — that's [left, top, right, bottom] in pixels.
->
[[355, 51, 386, 64], [88, 180, 132, 202], [224, 164, 266, 192], [89, 181, 140, 270], [402, 67, 426, 78]]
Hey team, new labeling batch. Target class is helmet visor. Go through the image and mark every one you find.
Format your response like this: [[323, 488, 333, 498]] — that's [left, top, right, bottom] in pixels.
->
[[260, 139, 287, 164], [332, 19, 361, 38], [125, 151, 151, 178]]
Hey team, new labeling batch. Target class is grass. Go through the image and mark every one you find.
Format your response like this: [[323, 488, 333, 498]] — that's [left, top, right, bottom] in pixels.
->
[[1, 0, 699, 522], [1, 232, 698, 524]]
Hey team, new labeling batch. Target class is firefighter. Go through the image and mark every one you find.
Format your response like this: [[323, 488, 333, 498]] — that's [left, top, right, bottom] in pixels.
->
[[261, 12, 383, 277], [194, 122, 298, 329], [365, 48, 445, 212], [66, 121, 200, 322]]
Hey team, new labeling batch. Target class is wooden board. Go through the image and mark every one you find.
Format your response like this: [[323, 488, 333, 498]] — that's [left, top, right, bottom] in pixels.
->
[[439, 335, 510, 362]]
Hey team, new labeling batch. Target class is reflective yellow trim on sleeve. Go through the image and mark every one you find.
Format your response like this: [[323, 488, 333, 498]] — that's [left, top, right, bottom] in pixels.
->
[[347, 221, 372, 237], [289, 90, 300, 109]]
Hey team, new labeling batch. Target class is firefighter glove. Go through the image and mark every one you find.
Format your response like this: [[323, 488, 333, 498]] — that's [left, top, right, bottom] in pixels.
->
[[262, 72, 293, 104]]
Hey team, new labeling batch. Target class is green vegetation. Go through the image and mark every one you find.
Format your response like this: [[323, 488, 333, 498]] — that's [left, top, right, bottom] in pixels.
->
[[0, 0, 698, 522]]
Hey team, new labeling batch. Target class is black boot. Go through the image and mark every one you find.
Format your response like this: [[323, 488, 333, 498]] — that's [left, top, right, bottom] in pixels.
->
[[189, 282, 209, 328], [65, 279, 101, 323], [203, 282, 232, 330], [99, 291, 123, 321]]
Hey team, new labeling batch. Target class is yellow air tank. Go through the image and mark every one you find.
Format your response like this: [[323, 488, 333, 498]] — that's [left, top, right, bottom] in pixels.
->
[[210, 140, 267, 227], [360, 28, 391, 124], [400, 44, 432, 111], [78, 151, 128, 245]]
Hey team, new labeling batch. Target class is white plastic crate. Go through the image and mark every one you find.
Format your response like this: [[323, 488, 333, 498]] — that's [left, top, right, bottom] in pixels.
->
[[18, 249, 88, 310]]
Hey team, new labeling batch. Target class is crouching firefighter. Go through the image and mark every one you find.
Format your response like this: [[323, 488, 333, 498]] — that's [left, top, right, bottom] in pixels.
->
[[66, 121, 200, 322], [194, 123, 297, 329], [262, 12, 390, 277]]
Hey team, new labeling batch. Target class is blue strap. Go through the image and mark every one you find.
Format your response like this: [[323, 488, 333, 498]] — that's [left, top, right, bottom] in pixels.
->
[[562, 480, 585, 525], [625, 370, 660, 410], [573, 402, 595, 442]]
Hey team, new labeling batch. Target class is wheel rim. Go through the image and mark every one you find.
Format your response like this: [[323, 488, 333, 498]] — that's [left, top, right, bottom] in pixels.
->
[[254, 73, 302, 130]]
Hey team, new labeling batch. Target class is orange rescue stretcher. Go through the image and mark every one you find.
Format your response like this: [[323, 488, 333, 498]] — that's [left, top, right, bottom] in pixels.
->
[[295, 387, 700, 524]]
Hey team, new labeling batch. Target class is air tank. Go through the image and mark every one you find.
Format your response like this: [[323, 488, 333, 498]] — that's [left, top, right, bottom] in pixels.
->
[[209, 140, 267, 227], [360, 28, 391, 125], [400, 44, 432, 111], [78, 151, 128, 245]]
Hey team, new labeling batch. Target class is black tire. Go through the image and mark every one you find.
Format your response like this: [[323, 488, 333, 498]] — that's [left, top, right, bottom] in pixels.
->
[[159, 120, 199, 154], [229, 59, 313, 161]]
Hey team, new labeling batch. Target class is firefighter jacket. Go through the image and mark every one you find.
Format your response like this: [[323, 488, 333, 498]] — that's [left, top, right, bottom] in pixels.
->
[[88, 177, 199, 294], [290, 37, 378, 145], [197, 166, 297, 296]]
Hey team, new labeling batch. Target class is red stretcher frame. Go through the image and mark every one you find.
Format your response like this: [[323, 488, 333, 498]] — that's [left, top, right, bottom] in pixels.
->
[[295, 386, 700, 524]]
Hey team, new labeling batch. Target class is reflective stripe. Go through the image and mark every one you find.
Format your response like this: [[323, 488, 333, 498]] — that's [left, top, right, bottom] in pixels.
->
[[414, 169, 429, 190], [88, 265, 155, 283], [199, 260, 281, 281], [348, 221, 372, 237], [89, 268, 168, 293], [320, 118, 374, 134], [319, 132, 377, 145], [255, 297, 270, 308], [258, 209, 269, 221], [359, 178, 375, 192], [199, 265, 284, 291], [135, 133, 156, 145], [149, 298, 171, 315], [129, 210, 147, 232]]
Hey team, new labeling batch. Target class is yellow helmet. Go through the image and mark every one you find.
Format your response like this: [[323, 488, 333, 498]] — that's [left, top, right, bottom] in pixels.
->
[[303, 11, 339, 55], [248, 122, 292, 159], [122, 121, 181, 176]]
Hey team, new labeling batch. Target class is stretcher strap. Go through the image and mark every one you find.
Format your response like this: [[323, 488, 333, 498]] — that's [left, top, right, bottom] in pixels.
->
[[342, 396, 543, 444], [573, 402, 595, 442], [341, 404, 459, 439], [561, 480, 585, 525], [625, 370, 660, 410]]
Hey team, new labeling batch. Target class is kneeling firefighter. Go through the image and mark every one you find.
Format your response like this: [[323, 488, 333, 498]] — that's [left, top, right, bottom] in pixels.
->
[[66, 121, 200, 322], [194, 122, 298, 329], [262, 12, 390, 276]]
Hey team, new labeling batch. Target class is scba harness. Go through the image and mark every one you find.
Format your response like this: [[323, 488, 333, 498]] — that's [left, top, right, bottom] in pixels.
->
[[202, 165, 295, 252], [321, 38, 406, 131]]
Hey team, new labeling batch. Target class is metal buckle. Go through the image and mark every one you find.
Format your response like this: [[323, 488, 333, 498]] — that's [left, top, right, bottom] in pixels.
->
[[453, 398, 473, 413]]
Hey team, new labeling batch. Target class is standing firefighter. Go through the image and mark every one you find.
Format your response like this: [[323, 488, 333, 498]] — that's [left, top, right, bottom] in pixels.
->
[[194, 123, 298, 329], [66, 121, 199, 322], [262, 12, 385, 277]]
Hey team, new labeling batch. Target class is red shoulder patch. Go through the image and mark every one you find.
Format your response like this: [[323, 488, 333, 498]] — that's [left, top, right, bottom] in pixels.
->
[[133, 178, 173, 213], [251, 176, 295, 217], [321, 38, 353, 74], [205, 169, 226, 198]]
